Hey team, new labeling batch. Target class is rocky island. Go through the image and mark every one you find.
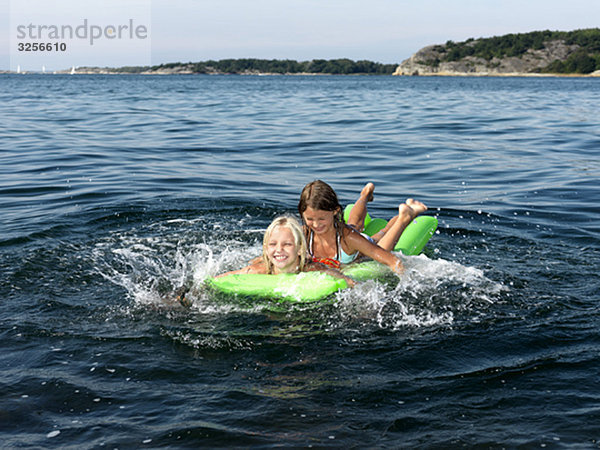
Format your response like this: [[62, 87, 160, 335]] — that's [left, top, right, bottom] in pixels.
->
[[394, 29, 600, 77]]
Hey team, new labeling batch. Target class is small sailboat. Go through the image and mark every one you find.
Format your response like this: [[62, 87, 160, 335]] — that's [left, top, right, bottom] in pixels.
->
[[17, 65, 21, 74], [70, 66, 75, 75]]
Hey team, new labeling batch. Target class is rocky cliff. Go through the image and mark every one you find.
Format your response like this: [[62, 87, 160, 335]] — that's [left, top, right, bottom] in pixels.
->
[[394, 31, 600, 76]]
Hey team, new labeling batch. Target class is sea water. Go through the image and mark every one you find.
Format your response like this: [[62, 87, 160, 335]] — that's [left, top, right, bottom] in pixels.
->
[[1, 74, 599, 447]]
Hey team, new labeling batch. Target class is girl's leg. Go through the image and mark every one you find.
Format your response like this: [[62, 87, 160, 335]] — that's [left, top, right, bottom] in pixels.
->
[[370, 216, 397, 243], [347, 182, 375, 231], [372, 199, 427, 251]]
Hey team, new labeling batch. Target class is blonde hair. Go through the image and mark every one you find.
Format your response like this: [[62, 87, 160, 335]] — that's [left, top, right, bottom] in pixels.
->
[[262, 216, 307, 274]]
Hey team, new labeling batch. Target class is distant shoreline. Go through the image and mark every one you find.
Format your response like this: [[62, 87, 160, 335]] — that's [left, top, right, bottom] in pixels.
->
[[8, 29, 600, 77], [2, 70, 599, 77], [0, 70, 375, 76], [395, 71, 600, 78], [3, 59, 395, 76]]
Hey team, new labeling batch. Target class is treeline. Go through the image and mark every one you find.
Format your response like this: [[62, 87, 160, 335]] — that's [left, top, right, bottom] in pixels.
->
[[109, 66, 148, 73], [543, 49, 600, 74], [433, 29, 600, 74], [148, 58, 397, 75]]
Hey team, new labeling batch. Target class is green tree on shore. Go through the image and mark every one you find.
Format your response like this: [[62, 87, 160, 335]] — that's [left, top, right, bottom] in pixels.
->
[[437, 29, 600, 74], [147, 58, 397, 75]]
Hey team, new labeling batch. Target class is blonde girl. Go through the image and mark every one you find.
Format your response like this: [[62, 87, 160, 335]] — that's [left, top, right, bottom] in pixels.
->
[[217, 215, 354, 285]]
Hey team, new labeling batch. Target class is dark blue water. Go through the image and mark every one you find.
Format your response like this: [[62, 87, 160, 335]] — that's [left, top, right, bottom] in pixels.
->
[[1, 74, 599, 448]]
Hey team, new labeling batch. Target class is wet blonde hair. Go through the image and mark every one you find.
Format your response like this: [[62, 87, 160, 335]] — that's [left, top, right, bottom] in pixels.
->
[[262, 216, 307, 274]]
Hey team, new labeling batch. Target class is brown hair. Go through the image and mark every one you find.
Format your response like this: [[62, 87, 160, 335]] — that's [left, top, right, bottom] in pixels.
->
[[297, 180, 346, 251]]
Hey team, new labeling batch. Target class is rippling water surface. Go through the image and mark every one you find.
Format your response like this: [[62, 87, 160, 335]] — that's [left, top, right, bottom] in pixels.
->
[[1, 74, 599, 448]]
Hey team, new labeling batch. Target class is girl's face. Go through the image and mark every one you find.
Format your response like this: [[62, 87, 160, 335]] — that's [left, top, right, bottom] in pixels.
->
[[302, 206, 337, 235], [266, 226, 301, 273]]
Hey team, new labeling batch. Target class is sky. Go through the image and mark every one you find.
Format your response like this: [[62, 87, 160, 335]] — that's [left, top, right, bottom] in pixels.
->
[[2, 0, 600, 71]]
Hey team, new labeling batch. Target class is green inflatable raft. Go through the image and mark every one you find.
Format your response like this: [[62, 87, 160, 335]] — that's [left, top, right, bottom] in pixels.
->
[[206, 211, 438, 303]]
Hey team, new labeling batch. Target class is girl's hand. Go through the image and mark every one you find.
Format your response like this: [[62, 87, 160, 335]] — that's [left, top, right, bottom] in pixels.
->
[[342, 275, 356, 287], [392, 259, 404, 275], [306, 262, 355, 286]]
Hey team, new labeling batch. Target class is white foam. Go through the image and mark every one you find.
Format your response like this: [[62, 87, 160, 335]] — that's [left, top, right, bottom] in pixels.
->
[[329, 253, 505, 329]]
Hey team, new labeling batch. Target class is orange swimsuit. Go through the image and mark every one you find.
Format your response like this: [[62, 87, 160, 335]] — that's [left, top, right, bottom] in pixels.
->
[[307, 229, 362, 269], [310, 256, 341, 269]]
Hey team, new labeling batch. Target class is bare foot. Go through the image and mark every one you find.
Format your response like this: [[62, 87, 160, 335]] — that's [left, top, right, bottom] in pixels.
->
[[398, 201, 426, 223], [360, 182, 375, 202], [398, 203, 416, 222], [405, 198, 427, 216]]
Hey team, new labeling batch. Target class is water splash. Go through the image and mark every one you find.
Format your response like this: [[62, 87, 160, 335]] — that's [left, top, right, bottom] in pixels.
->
[[330, 253, 505, 330], [89, 213, 505, 332]]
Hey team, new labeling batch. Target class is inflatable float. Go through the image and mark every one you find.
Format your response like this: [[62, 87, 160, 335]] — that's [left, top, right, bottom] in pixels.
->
[[206, 209, 438, 304]]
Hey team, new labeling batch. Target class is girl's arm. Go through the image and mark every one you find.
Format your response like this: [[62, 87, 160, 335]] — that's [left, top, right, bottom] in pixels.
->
[[344, 228, 404, 274], [215, 260, 267, 277]]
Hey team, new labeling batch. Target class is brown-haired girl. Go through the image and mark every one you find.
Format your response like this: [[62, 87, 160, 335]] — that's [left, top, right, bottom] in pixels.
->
[[298, 180, 427, 273]]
